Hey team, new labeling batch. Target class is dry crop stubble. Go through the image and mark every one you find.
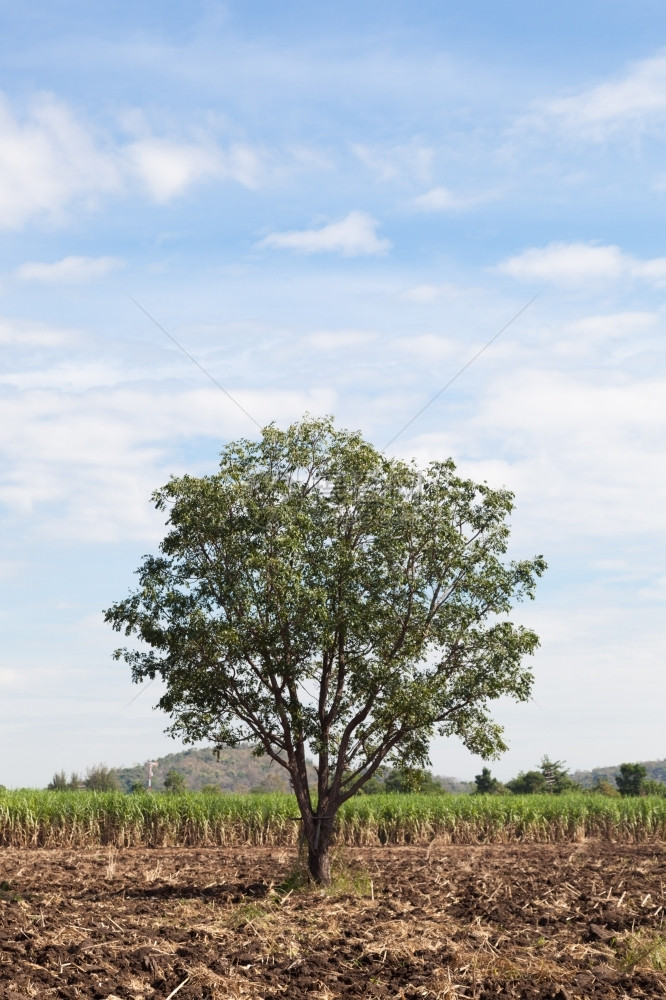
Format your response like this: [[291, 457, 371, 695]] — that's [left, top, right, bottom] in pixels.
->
[[0, 843, 665, 998]]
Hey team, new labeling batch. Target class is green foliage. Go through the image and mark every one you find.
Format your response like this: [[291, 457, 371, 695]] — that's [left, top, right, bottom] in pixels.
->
[[47, 770, 85, 791], [506, 770, 547, 795], [571, 758, 666, 790], [643, 780, 666, 798], [505, 757, 577, 795], [105, 415, 545, 878], [616, 763, 648, 797], [113, 747, 299, 794], [200, 784, 222, 795], [47, 770, 69, 791], [590, 778, 621, 798], [539, 756, 578, 794], [474, 766, 504, 795], [384, 767, 446, 795], [356, 770, 387, 795], [163, 769, 187, 794], [2, 791, 666, 848], [129, 781, 145, 795], [84, 765, 120, 793]]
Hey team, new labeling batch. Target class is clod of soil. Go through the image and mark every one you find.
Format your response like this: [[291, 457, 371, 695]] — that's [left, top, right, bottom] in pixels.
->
[[0, 842, 664, 998]]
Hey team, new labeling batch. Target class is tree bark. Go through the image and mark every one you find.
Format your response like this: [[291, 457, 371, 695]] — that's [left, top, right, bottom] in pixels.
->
[[306, 816, 334, 884]]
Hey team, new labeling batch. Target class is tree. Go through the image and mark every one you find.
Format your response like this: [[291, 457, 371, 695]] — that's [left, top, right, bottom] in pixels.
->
[[357, 771, 386, 795], [47, 771, 83, 791], [539, 756, 578, 794], [643, 779, 666, 798], [85, 764, 120, 792], [384, 767, 446, 794], [506, 769, 547, 794], [47, 770, 69, 791], [105, 416, 545, 883], [163, 769, 187, 794], [590, 778, 620, 798], [474, 766, 503, 794], [616, 763, 647, 797]]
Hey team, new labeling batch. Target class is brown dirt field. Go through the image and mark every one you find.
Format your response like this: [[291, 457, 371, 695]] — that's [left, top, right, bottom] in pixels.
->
[[0, 842, 664, 999]]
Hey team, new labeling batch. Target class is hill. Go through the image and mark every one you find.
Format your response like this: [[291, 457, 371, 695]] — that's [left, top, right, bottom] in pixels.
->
[[101, 749, 666, 796], [113, 747, 473, 794], [571, 758, 666, 790], [114, 747, 295, 794]]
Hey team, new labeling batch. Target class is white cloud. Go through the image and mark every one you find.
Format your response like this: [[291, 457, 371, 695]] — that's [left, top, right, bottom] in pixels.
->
[[258, 211, 391, 257], [396, 334, 457, 362], [564, 311, 657, 338], [413, 185, 498, 213], [15, 255, 124, 283], [0, 91, 267, 228], [0, 93, 121, 229], [352, 141, 433, 183], [0, 316, 78, 347], [305, 329, 377, 351], [126, 138, 261, 201], [403, 282, 460, 303], [413, 186, 461, 211], [497, 241, 666, 287], [402, 368, 666, 552], [538, 51, 666, 135], [0, 383, 336, 541]]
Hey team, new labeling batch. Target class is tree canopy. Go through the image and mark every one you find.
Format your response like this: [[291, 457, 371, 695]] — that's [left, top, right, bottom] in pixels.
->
[[105, 416, 546, 881], [473, 766, 504, 795], [505, 756, 577, 795], [616, 763, 648, 797], [163, 769, 187, 794]]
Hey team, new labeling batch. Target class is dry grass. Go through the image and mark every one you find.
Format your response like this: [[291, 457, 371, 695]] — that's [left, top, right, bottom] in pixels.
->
[[1, 842, 665, 997]]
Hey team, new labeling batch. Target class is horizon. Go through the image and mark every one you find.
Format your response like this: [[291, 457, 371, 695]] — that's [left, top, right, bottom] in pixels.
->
[[6, 745, 666, 792]]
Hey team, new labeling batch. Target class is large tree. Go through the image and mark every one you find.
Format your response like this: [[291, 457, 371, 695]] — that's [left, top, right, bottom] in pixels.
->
[[105, 416, 545, 882]]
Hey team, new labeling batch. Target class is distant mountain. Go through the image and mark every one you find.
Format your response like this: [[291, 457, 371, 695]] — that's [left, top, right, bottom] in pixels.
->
[[571, 758, 666, 790], [107, 748, 666, 795], [433, 775, 474, 794], [114, 747, 295, 794], [113, 747, 474, 795]]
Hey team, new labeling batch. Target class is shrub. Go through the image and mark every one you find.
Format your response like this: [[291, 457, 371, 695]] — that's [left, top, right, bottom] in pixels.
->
[[590, 778, 621, 798]]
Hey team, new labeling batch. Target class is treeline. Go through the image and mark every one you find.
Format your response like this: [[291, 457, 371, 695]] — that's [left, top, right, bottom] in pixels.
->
[[47, 765, 219, 795], [44, 757, 666, 799], [472, 758, 666, 798], [48, 765, 121, 793]]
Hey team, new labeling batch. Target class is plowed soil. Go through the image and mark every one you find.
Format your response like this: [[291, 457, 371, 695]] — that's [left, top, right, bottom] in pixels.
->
[[0, 842, 664, 998]]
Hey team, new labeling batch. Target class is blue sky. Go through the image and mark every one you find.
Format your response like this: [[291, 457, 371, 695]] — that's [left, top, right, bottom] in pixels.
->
[[1, 1, 665, 787]]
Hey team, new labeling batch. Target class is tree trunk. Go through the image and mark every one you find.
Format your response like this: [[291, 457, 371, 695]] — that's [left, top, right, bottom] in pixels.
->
[[308, 842, 331, 884], [306, 817, 334, 884]]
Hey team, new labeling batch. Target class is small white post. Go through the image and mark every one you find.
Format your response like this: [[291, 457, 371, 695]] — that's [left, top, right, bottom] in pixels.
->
[[147, 760, 158, 793]]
